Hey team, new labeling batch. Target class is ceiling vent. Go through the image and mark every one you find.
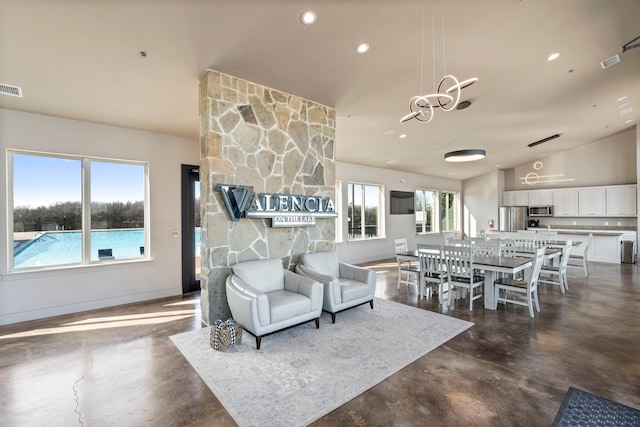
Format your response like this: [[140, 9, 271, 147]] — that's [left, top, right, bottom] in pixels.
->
[[528, 134, 560, 148], [600, 54, 621, 69], [0, 83, 23, 98]]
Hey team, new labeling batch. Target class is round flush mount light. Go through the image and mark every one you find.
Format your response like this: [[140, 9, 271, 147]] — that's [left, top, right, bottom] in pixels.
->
[[357, 43, 370, 54], [301, 11, 317, 25], [399, 134, 407, 139], [547, 52, 560, 61], [444, 149, 486, 162]]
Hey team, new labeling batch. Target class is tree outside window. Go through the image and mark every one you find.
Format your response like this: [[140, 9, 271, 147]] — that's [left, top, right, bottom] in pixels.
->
[[440, 191, 460, 232], [415, 189, 436, 234], [348, 183, 382, 240]]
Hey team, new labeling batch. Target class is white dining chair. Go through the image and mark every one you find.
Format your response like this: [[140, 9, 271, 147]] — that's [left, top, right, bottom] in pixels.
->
[[539, 240, 572, 293], [417, 244, 448, 301], [567, 233, 592, 276], [394, 238, 419, 291], [494, 247, 545, 318], [442, 245, 484, 311], [471, 240, 501, 257]]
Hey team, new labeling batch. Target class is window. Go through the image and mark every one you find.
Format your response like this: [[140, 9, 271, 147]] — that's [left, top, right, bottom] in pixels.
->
[[415, 189, 437, 234], [440, 191, 460, 232], [9, 151, 148, 270], [347, 182, 383, 240]]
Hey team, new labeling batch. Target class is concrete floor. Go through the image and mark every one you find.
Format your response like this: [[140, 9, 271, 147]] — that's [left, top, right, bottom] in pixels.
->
[[1, 260, 639, 426]]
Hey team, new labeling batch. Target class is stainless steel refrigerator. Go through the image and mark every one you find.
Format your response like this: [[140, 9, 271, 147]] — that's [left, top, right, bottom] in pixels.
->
[[499, 206, 528, 232]]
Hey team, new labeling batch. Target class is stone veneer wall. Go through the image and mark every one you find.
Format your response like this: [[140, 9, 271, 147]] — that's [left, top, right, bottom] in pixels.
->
[[198, 70, 336, 325]]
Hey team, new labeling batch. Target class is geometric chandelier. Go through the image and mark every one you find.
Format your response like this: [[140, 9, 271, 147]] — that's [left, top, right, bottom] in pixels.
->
[[399, 1, 478, 124], [400, 75, 478, 123]]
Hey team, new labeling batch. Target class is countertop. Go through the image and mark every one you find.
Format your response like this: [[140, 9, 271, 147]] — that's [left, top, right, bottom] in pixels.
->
[[527, 226, 636, 237]]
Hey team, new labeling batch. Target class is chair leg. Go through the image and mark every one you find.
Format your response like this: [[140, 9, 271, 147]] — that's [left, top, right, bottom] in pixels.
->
[[583, 258, 588, 276], [331, 312, 337, 323], [255, 336, 262, 350], [369, 300, 374, 309], [315, 318, 320, 329], [533, 290, 540, 313], [563, 271, 569, 290], [469, 288, 473, 311]]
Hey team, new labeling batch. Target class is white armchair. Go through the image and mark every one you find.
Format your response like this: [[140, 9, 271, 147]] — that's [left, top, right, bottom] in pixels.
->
[[296, 251, 376, 323], [226, 258, 323, 349]]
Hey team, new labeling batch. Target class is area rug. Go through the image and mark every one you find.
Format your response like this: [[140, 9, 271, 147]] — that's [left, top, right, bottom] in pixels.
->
[[552, 386, 640, 427], [170, 298, 473, 427]]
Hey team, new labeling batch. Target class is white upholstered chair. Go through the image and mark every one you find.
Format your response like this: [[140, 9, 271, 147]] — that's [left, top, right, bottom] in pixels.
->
[[494, 247, 545, 318], [296, 251, 376, 323], [226, 258, 323, 349]]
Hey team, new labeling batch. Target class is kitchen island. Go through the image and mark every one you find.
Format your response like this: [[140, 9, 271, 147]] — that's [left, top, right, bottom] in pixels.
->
[[527, 226, 636, 264]]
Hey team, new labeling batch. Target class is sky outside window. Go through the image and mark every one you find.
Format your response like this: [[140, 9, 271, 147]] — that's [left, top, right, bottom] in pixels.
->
[[13, 154, 144, 207]]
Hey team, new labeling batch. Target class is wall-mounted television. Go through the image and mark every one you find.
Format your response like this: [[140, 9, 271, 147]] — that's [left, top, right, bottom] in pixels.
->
[[390, 190, 415, 215]]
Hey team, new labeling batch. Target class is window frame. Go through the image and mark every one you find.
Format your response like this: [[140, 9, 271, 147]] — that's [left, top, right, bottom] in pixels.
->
[[7, 149, 150, 272], [415, 188, 438, 234], [347, 181, 385, 241], [440, 190, 461, 232]]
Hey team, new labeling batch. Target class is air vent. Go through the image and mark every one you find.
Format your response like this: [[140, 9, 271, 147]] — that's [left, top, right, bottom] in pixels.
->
[[619, 107, 633, 115], [600, 54, 621, 69], [0, 83, 23, 98], [528, 134, 560, 148]]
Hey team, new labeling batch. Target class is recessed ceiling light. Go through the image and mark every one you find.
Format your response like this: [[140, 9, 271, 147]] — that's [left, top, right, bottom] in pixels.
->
[[617, 102, 632, 109], [383, 128, 395, 136], [300, 11, 317, 25], [357, 43, 370, 54], [399, 134, 407, 139], [617, 96, 628, 102], [625, 119, 633, 123], [547, 52, 560, 61], [386, 160, 399, 165]]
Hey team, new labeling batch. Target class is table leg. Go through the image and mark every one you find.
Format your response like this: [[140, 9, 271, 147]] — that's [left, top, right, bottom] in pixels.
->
[[483, 270, 496, 310]]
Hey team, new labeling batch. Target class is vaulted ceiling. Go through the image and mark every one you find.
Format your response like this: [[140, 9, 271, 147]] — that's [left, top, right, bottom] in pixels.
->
[[1, 0, 638, 180]]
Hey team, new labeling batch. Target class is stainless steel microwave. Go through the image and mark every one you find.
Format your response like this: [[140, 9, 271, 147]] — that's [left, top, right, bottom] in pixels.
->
[[529, 206, 553, 217]]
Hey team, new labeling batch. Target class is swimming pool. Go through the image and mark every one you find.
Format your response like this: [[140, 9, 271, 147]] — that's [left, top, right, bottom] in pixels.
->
[[13, 229, 201, 269]]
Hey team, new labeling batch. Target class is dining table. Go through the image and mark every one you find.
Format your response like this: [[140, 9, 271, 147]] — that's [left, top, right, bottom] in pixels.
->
[[397, 249, 533, 309], [472, 255, 533, 310]]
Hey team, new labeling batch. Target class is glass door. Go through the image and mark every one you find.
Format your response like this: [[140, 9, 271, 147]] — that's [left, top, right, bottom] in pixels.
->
[[181, 164, 200, 293]]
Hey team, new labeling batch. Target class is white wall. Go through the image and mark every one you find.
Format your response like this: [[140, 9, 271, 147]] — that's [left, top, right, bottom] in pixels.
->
[[335, 161, 461, 264], [462, 170, 502, 237], [0, 109, 199, 325]]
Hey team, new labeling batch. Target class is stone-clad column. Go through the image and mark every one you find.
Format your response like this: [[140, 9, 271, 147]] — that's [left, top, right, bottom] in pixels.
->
[[198, 70, 336, 325]]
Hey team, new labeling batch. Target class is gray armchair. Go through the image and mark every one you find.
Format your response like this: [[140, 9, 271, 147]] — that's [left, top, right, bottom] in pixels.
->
[[296, 251, 376, 323], [226, 258, 323, 349]]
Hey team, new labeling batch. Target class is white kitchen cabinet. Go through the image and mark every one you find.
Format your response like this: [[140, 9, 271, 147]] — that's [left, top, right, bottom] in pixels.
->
[[553, 189, 579, 216], [502, 192, 515, 206], [528, 190, 553, 206], [578, 188, 606, 216], [514, 191, 529, 206], [502, 191, 529, 206], [557, 232, 621, 263], [606, 186, 637, 216]]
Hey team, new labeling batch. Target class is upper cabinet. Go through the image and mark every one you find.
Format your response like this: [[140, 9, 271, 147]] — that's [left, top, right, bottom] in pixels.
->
[[578, 188, 606, 216], [606, 186, 637, 216], [553, 189, 579, 216], [502, 190, 552, 206], [528, 190, 553, 206], [504, 185, 637, 217]]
